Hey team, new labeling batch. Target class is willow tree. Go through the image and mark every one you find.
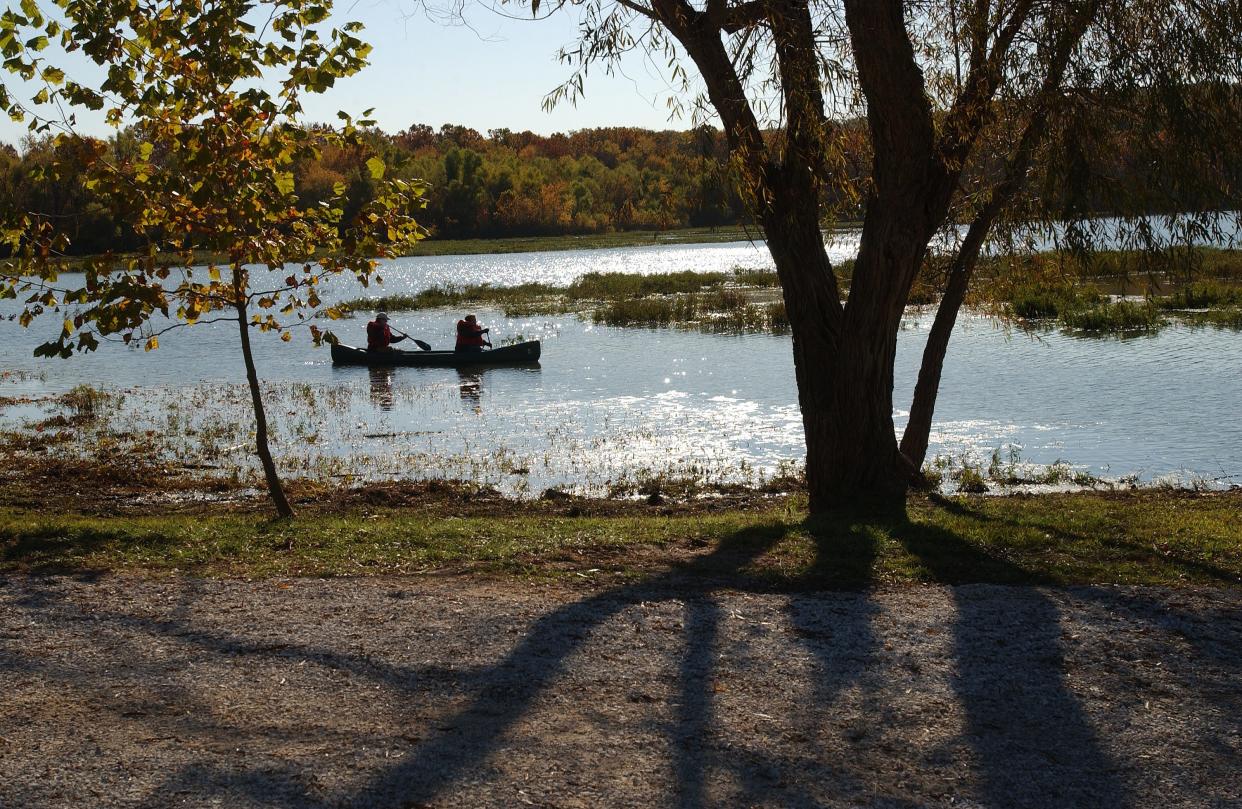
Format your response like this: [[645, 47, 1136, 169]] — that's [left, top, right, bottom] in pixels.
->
[[1, 0, 425, 517], [528, 0, 1242, 511]]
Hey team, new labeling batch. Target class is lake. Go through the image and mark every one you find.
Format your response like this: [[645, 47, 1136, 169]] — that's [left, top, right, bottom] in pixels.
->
[[2, 238, 1240, 494]]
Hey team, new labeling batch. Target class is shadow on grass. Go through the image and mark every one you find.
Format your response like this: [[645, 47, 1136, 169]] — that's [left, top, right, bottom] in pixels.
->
[[929, 493, 1242, 585], [0, 524, 179, 573]]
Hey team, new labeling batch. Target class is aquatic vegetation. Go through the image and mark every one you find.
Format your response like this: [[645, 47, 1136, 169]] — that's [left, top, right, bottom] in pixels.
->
[[1157, 280, 1242, 309], [1006, 283, 1102, 319], [566, 271, 728, 299], [59, 384, 116, 420], [730, 267, 782, 287], [1183, 308, 1242, 329], [340, 282, 562, 315], [1060, 300, 1164, 333], [927, 447, 1104, 494], [591, 290, 789, 333]]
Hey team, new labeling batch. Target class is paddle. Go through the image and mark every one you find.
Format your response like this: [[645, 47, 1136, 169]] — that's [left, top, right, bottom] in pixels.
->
[[390, 326, 431, 351]]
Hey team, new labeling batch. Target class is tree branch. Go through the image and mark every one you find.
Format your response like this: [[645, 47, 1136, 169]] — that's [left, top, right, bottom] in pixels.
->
[[649, 0, 771, 199], [614, 0, 657, 21], [936, 0, 1037, 171]]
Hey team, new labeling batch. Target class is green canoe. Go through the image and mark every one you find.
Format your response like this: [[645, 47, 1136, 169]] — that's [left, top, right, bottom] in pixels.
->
[[330, 340, 541, 367]]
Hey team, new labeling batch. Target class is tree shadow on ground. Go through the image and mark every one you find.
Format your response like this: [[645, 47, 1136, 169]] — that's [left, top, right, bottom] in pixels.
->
[[2, 523, 798, 808], [2, 507, 1202, 808], [883, 510, 1130, 809]]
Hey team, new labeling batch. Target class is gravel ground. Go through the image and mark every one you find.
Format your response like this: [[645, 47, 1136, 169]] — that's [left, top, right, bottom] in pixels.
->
[[1, 573, 1239, 809]]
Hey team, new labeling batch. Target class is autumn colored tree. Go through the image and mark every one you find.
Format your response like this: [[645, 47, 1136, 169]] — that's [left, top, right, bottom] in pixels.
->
[[533, 0, 1242, 512], [0, 0, 425, 517]]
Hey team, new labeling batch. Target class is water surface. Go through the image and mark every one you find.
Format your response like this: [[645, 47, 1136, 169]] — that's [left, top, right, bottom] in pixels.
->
[[2, 239, 1240, 493]]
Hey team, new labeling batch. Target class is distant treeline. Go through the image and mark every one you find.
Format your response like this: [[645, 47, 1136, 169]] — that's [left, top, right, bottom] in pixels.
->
[[2, 104, 1239, 255], [0, 125, 764, 254]]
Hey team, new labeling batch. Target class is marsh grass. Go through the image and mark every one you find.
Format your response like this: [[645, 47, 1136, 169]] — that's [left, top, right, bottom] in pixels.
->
[[59, 384, 115, 420], [566, 270, 730, 299], [1060, 300, 1165, 333], [345, 268, 791, 334], [1158, 280, 1242, 309], [1006, 283, 1103, 319], [1183, 308, 1242, 329], [592, 288, 788, 332], [929, 448, 1102, 494], [341, 247, 1241, 337]]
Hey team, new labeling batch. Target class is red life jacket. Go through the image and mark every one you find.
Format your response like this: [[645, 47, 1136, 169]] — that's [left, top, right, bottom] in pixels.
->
[[367, 320, 393, 350], [456, 319, 486, 349]]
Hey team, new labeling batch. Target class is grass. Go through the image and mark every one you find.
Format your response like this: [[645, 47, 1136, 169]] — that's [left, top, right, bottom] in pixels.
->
[[975, 249, 1242, 335], [1059, 300, 1165, 333], [591, 289, 787, 332], [59, 384, 115, 419], [340, 282, 563, 315], [1157, 280, 1242, 309], [341, 245, 1242, 338], [566, 270, 730, 299], [1006, 282, 1102, 319], [2, 490, 1240, 587]]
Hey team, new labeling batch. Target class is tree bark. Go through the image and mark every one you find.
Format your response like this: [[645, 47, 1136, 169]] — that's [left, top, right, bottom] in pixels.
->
[[233, 267, 294, 519]]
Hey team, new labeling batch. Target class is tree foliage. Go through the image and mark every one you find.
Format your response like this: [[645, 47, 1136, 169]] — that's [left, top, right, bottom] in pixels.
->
[[1, 0, 426, 516]]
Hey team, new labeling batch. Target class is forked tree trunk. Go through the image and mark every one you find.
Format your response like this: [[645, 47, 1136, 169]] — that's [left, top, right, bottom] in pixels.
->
[[764, 198, 921, 513], [233, 270, 294, 519]]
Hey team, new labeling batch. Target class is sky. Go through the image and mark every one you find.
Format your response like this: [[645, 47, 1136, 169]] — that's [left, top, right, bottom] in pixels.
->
[[0, 0, 702, 147]]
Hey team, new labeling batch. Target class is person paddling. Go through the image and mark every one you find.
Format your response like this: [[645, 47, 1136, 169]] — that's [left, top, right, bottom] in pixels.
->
[[455, 314, 490, 353], [366, 312, 407, 352]]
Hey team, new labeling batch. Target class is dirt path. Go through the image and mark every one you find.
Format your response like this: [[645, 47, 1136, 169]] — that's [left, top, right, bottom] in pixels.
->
[[1, 573, 1239, 808]]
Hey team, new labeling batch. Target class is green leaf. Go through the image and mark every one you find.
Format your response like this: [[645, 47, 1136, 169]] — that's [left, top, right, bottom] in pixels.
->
[[275, 170, 295, 195], [366, 156, 384, 179]]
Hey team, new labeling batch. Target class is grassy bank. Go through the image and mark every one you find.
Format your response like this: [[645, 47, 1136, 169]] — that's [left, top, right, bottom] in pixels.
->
[[2, 489, 1239, 587], [402, 226, 770, 256], [975, 248, 1242, 334]]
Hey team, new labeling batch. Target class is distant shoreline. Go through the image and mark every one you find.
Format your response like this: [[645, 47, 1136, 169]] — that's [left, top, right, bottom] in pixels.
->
[[4, 223, 875, 269]]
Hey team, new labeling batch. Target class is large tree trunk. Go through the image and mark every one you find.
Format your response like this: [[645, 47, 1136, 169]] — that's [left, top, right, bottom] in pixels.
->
[[233, 270, 294, 519], [763, 195, 919, 513]]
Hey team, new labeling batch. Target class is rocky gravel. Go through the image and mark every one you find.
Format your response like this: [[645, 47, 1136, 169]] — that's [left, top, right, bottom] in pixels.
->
[[1, 573, 1239, 808]]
